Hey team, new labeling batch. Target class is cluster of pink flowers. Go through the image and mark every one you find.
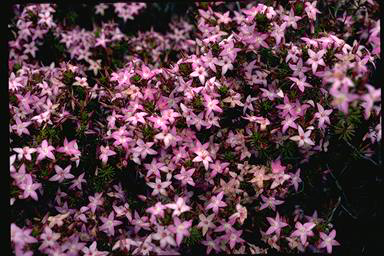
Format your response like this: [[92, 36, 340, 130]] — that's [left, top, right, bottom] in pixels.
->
[[9, 1, 380, 255]]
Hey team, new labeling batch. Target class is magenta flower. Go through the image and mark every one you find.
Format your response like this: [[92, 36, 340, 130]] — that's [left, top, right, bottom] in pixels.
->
[[291, 221, 316, 245], [197, 213, 216, 236], [168, 217, 192, 246], [99, 145, 116, 165], [19, 175, 41, 201], [12, 117, 31, 136], [314, 103, 333, 129], [132, 139, 157, 159], [56, 138, 81, 156], [192, 140, 213, 171], [36, 140, 55, 162], [206, 191, 227, 214], [174, 166, 195, 186], [266, 212, 288, 236], [319, 229, 340, 254], [99, 212, 122, 236], [49, 164, 74, 183], [166, 197, 190, 216], [13, 146, 36, 161], [289, 76, 312, 92], [306, 49, 326, 74], [190, 65, 208, 85], [290, 125, 315, 147]]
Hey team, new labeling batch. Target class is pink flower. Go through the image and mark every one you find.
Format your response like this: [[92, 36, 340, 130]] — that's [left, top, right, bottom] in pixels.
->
[[206, 191, 227, 213], [132, 139, 157, 159], [259, 195, 284, 211], [49, 165, 74, 183], [99, 212, 122, 236], [202, 234, 221, 254], [281, 115, 298, 133], [36, 140, 55, 162], [190, 65, 208, 85], [271, 158, 286, 174], [88, 192, 104, 213], [99, 145, 116, 165], [146, 202, 166, 222], [227, 229, 245, 249], [266, 212, 288, 236], [203, 94, 222, 117], [306, 49, 326, 74], [289, 76, 312, 92], [19, 175, 41, 201], [304, 1, 321, 21], [169, 217, 192, 246], [11, 117, 31, 136], [13, 146, 37, 161], [314, 103, 333, 129], [283, 8, 301, 29], [319, 229, 340, 254], [174, 166, 195, 186], [69, 172, 86, 190], [290, 169, 302, 192], [209, 160, 230, 178], [290, 125, 315, 147], [166, 197, 190, 216], [147, 178, 172, 196], [56, 138, 81, 156], [82, 241, 109, 256], [197, 213, 216, 236], [192, 140, 213, 171], [152, 226, 176, 248], [291, 221, 316, 245]]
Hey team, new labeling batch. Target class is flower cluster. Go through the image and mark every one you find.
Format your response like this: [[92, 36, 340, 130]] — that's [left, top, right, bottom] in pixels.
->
[[9, 1, 380, 255]]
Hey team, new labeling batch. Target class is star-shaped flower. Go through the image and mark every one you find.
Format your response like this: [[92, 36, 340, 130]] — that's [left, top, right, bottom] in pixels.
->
[[319, 229, 340, 254], [266, 212, 288, 236]]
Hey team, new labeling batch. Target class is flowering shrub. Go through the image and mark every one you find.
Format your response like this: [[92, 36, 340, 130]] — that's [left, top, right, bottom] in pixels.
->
[[9, 1, 381, 255]]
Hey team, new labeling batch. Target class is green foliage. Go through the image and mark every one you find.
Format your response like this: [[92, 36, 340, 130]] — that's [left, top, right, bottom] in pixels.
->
[[10, 186, 21, 198], [334, 107, 362, 142], [218, 85, 229, 96], [280, 140, 299, 161], [334, 120, 355, 142], [184, 159, 193, 168], [183, 227, 202, 247], [179, 63, 192, 76], [255, 13, 270, 32], [144, 101, 156, 113], [295, 2, 304, 15], [223, 150, 236, 163], [301, 46, 309, 62], [99, 75, 109, 87], [31, 73, 43, 84], [142, 124, 155, 141], [211, 43, 220, 56], [13, 63, 22, 73], [259, 100, 273, 116], [192, 95, 204, 111], [62, 70, 75, 85], [90, 166, 117, 192], [131, 74, 141, 83], [250, 131, 261, 147], [35, 126, 61, 145], [260, 48, 279, 68], [160, 213, 172, 226], [73, 85, 86, 100]]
